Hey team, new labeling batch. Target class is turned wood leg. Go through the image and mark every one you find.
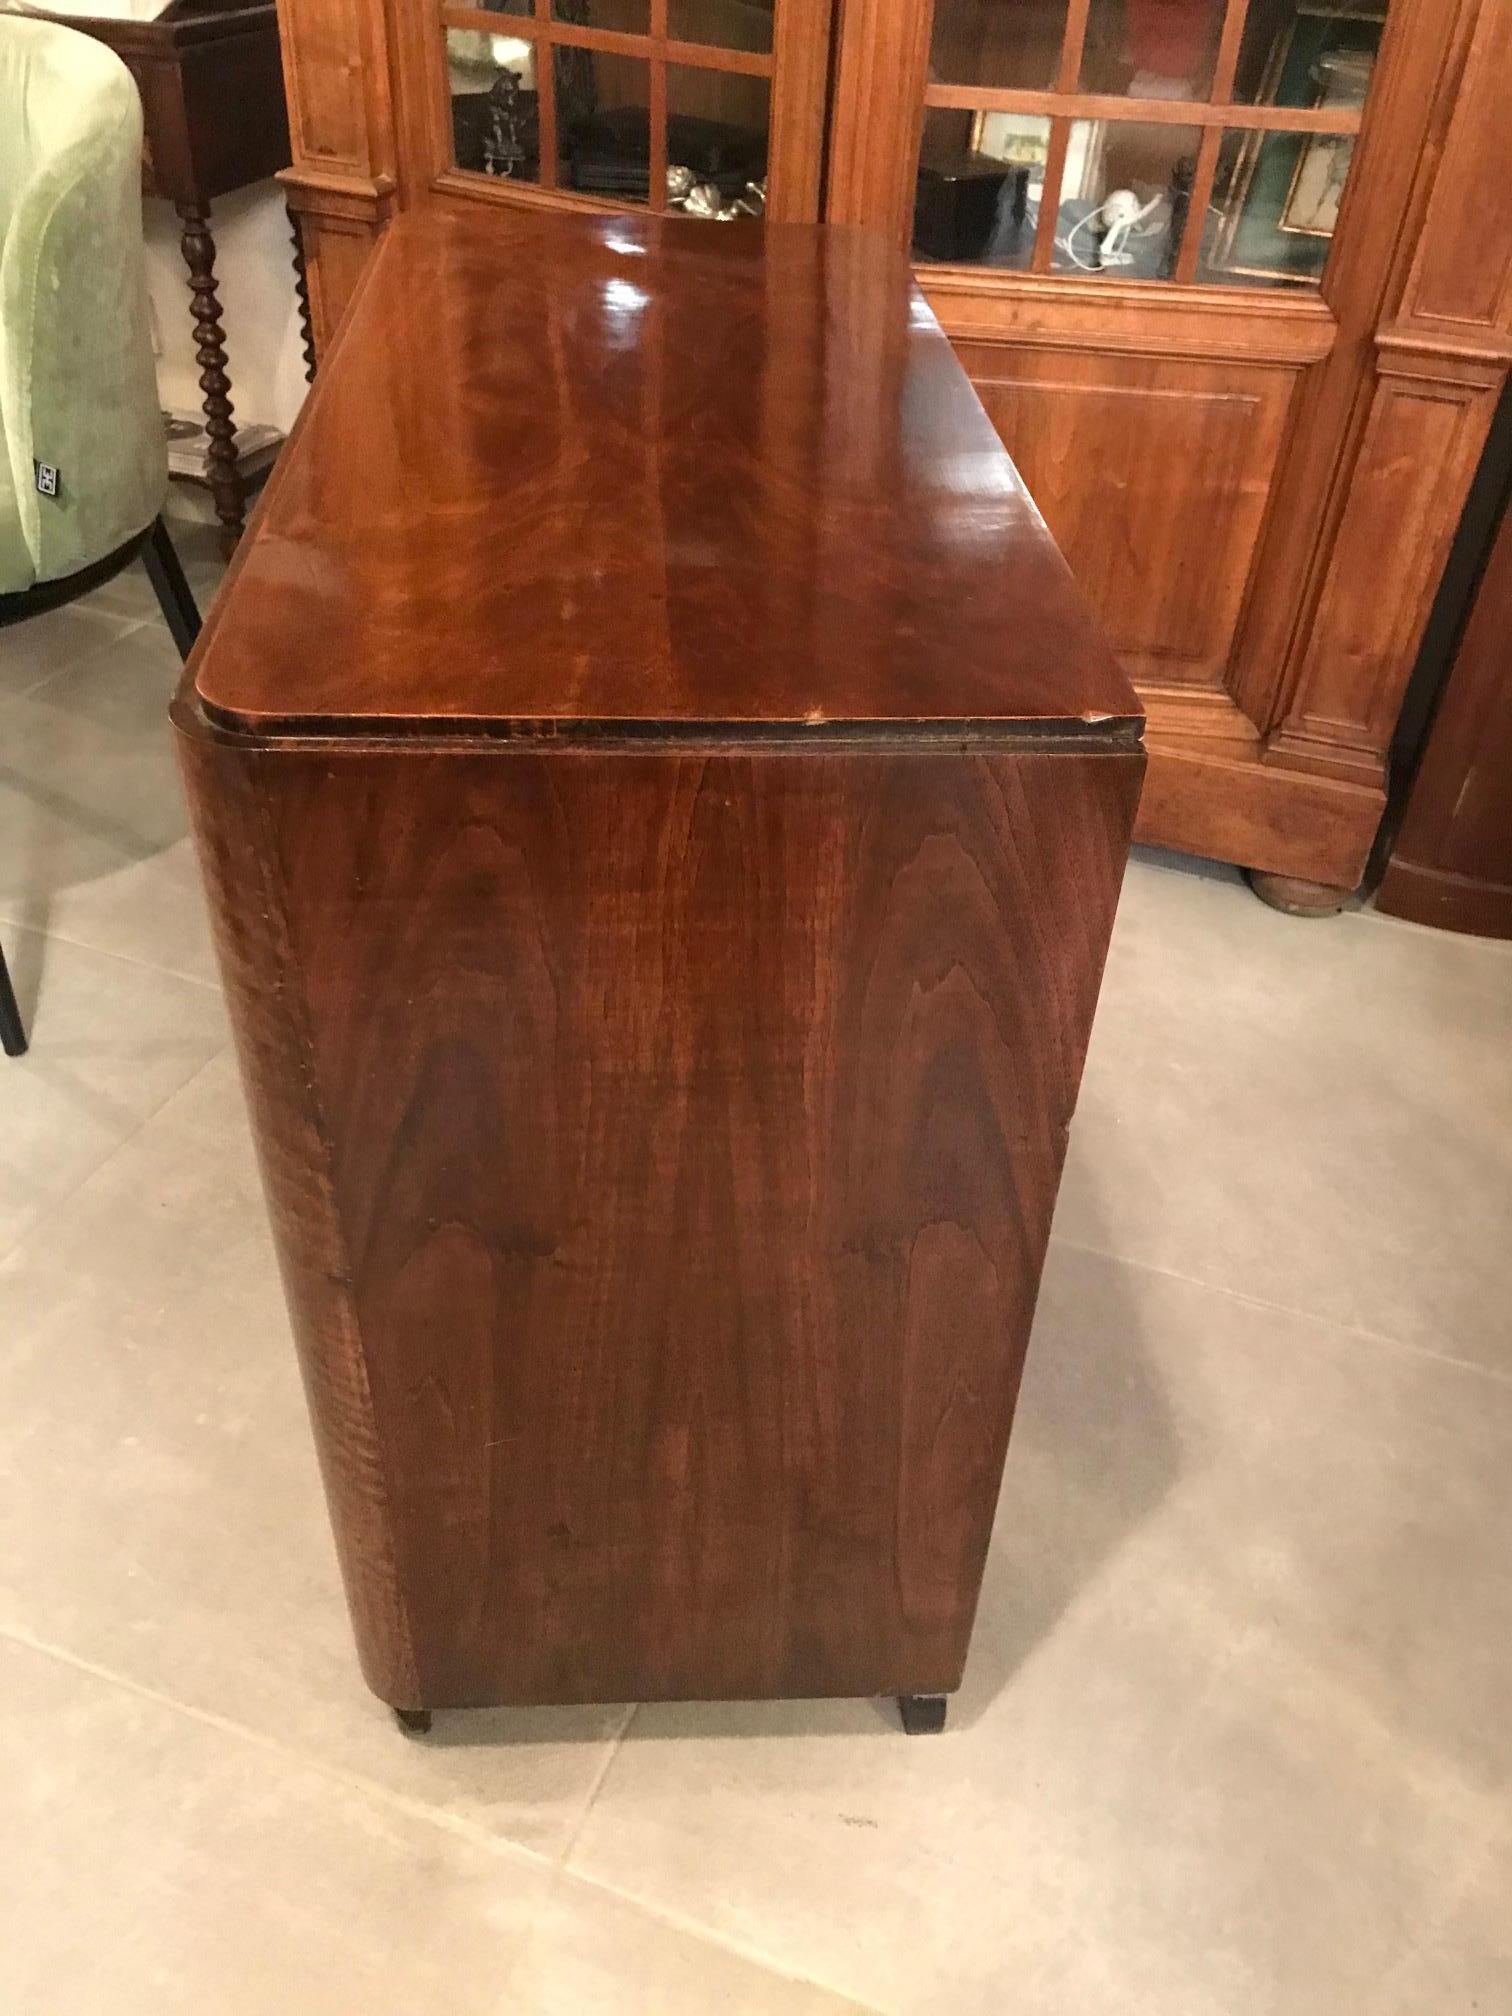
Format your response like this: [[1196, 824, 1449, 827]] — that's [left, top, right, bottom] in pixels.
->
[[176, 201, 245, 553], [898, 1694, 948, 1735], [1245, 870, 1355, 917], [394, 1707, 433, 1736], [288, 203, 317, 384]]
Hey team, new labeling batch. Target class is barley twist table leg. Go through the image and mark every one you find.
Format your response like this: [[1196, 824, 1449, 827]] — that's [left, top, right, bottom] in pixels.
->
[[288, 202, 317, 384], [176, 200, 245, 552]]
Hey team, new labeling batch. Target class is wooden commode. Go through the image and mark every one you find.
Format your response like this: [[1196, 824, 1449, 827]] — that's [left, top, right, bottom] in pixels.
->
[[175, 206, 1143, 1733]]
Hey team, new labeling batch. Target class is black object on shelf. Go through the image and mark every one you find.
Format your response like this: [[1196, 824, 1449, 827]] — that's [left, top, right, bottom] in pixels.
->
[[914, 152, 1023, 264], [566, 108, 766, 201]]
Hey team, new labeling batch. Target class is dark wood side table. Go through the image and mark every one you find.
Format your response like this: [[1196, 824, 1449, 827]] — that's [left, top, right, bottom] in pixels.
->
[[40, 0, 300, 548], [175, 207, 1144, 1735]]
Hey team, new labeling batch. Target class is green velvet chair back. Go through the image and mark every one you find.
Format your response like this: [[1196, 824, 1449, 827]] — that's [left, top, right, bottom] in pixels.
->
[[0, 17, 166, 594]]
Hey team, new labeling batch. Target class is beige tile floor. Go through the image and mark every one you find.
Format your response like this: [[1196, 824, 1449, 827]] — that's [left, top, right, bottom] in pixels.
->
[[1, 511, 1510, 2014]]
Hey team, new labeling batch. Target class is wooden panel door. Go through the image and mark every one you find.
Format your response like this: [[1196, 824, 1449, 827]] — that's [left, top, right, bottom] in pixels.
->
[[826, 0, 1512, 895], [955, 343, 1295, 690]]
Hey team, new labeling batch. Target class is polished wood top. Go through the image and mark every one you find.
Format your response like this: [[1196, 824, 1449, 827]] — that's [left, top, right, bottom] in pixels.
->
[[192, 205, 1140, 740]]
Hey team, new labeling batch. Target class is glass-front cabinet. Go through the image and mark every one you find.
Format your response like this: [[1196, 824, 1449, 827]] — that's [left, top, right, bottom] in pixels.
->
[[912, 1, 1391, 286], [425, 0, 1394, 297], [278, 0, 1506, 897], [433, 0, 827, 219]]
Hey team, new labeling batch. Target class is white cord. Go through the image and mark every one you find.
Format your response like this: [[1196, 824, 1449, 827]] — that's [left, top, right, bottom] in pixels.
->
[[1055, 190, 1165, 272]]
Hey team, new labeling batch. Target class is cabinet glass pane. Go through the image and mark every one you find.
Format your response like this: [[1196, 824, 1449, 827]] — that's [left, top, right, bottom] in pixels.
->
[[557, 48, 651, 201], [913, 108, 1050, 267], [1080, 0, 1227, 98], [666, 63, 770, 216], [1198, 122, 1356, 286], [1232, 2, 1387, 109], [447, 28, 542, 183], [928, 0, 1069, 91], [1049, 120, 1200, 279], [667, 0, 774, 54]]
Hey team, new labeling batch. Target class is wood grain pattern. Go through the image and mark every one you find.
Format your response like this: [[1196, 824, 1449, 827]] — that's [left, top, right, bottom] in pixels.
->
[[175, 715, 422, 1709], [176, 713, 1142, 1707], [191, 205, 1139, 738]]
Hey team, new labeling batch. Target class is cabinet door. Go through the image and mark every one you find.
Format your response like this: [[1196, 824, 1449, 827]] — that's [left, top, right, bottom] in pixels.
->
[[825, 0, 1496, 890], [408, 0, 834, 220]]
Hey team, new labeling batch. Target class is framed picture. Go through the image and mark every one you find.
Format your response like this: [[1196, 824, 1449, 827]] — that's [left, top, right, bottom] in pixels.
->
[[1279, 49, 1373, 237], [1210, 8, 1383, 286], [970, 112, 1051, 174]]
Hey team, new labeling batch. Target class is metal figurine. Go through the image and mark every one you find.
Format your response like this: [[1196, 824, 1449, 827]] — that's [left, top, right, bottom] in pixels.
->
[[667, 171, 768, 222], [682, 181, 727, 219], [481, 72, 531, 179]]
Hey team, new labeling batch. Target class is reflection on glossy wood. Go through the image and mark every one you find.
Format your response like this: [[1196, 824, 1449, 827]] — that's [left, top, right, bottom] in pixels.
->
[[274, 0, 1512, 890], [177, 208, 1143, 1717], [195, 207, 1137, 738]]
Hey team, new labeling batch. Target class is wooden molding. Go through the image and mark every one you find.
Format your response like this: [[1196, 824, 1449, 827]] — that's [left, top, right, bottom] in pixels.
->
[[1278, 359, 1503, 764], [926, 276, 1337, 367], [1138, 731, 1385, 885]]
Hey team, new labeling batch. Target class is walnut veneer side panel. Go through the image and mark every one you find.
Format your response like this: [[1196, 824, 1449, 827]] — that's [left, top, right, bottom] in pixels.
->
[[173, 710, 422, 1710], [176, 719, 1141, 1710]]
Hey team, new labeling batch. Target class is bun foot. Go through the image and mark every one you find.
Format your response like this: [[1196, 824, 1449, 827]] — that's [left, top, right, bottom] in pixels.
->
[[898, 1693, 947, 1735], [1245, 870, 1353, 917], [394, 1707, 433, 1736]]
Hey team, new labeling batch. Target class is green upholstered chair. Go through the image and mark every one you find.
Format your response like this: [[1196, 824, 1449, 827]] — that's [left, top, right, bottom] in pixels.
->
[[0, 15, 199, 619], [1, 15, 203, 1057]]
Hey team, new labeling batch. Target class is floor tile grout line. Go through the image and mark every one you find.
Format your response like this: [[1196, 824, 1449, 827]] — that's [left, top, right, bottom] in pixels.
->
[[0, 1617, 557, 1872], [551, 1847, 888, 2013], [0, 907, 225, 993], [0, 1621, 884, 2011], [550, 1710, 888, 2011], [0, 1040, 231, 1274], [4, 613, 157, 706], [556, 1702, 637, 1866], [1048, 1230, 1512, 1390]]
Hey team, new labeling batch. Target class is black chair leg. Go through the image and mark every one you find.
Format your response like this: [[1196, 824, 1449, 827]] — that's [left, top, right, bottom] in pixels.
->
[[0, 938, 26, 1058], [140, 515, 202, 662]]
